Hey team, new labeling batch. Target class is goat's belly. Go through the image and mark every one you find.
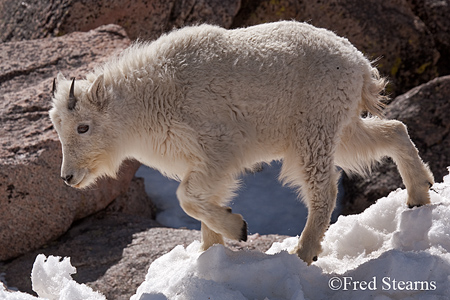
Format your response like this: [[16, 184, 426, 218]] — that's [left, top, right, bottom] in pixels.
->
[[134, 150, 191, 181]]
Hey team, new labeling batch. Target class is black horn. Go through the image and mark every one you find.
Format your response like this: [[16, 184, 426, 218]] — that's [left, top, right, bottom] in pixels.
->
[[68, 77, 77, 110], [52, 78, 56, 97]]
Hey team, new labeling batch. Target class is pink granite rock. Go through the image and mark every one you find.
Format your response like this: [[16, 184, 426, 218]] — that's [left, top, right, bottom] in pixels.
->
[[0, 0, 241, 42], [0, 24, 141, 260]]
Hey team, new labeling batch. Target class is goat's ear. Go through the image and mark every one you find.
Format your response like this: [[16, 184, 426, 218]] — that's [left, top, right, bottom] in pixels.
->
[[57, 72, 66, 82], [53, 73, 67, 99], [88, 74, 107, 110]]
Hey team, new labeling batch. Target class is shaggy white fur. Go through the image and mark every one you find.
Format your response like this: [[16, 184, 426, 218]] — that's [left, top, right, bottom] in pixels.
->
[[50, 21, 434, 264]]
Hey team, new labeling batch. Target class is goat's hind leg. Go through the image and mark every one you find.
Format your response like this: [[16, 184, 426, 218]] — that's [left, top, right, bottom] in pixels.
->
[[293, 170, 338, 265], [281, 146, 339, 265], [336, 117, 434, 207]]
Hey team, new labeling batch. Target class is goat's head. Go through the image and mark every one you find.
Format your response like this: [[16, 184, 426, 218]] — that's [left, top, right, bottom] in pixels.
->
[[49, 73, 121, 188]]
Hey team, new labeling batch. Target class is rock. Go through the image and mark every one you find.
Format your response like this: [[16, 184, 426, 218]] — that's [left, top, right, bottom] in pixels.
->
[[232, 0, 302, 28], [0, 212, 159, 297], [342, 75, 450, 214], [231, 0, 302, 26], [0, 24, 141, 261], [386, 76, 450, 179], [105, 176, 156, 218], [0, 0, 67, 41], [1, 207, 286, 299], [407, 0, 450, 76], [2, 0, 447, 96], [0, 0, 241, 42], [233, 0, 440, 96], [91, 232, 284, 300]]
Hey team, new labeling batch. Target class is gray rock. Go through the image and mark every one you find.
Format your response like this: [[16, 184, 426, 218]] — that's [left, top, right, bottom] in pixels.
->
[[0, 24, 140, 260], [407, 0, 450, 76]]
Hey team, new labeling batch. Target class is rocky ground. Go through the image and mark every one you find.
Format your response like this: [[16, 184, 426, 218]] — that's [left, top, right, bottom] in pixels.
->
[[1, 0, 449, 299], [1, 178, 286, 299]]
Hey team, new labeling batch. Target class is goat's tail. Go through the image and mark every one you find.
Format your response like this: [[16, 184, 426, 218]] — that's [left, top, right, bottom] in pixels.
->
[[360, 66, 388, 118]]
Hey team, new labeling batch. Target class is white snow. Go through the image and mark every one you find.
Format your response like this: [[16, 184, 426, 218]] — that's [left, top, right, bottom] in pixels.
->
[[2, 168, 450, 300], [1, 255, 105, 300], [130, 170, 450, 300]]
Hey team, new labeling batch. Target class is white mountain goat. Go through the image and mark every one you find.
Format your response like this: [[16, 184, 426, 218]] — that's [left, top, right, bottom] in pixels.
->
[[50, 21, 434, 264]]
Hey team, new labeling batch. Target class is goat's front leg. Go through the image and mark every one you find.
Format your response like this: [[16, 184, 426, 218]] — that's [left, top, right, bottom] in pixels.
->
[[177, 170, 247, 250]]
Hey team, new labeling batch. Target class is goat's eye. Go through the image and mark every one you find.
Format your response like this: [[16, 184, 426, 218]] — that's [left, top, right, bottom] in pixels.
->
[[77, 124, 89, 134]]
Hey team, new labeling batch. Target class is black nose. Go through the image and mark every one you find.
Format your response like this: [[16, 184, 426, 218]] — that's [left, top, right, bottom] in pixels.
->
[[62, 174, 73, 183]]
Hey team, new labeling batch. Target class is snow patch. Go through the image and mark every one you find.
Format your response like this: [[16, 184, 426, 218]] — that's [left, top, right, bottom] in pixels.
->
[[3, 168, 450, 300], [1, 255, 105, 300]]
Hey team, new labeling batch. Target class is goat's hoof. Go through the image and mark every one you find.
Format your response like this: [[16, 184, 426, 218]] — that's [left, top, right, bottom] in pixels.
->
[[408, 203, 423, 209], [240, 220, 248, 242], [291, 242, 321, 265]]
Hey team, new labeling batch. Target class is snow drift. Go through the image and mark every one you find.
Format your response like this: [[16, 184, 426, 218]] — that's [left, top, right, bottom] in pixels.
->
[[2, 168, 450, 300], [1, 255, 105, 300]]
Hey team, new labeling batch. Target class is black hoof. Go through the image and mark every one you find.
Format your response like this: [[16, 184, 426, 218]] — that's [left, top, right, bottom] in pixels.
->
[[240, 220, 248, 242], [408, 203, 423, 209], [313, 256, 318, 262]]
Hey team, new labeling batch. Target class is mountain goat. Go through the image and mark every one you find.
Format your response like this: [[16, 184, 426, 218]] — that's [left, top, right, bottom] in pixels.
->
[[50, 21, 434, 265]]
